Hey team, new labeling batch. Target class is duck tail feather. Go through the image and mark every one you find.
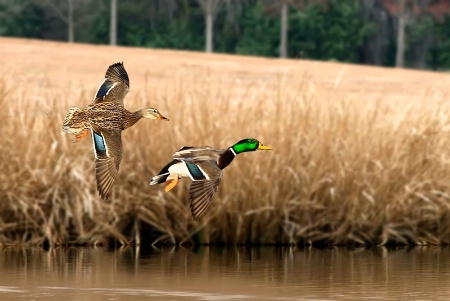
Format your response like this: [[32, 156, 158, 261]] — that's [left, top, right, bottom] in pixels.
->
[[150, 173, 169, 185], [62, 106, 82, 132]]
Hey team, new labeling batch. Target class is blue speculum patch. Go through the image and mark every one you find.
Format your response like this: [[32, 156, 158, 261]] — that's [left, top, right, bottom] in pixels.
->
[[96, 81, 114, 97], [93, 131, 106, 154], [186, 162, 206, 180]]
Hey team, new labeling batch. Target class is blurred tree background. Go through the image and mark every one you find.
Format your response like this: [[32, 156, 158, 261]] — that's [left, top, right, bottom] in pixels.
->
[[1, 0, 450, 70]]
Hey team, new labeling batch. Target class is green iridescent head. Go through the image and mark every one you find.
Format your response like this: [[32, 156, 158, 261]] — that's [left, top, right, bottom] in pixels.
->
[[231, 138, 273, 154]]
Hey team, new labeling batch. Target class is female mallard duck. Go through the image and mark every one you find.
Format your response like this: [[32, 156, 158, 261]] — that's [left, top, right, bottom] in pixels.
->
[[150, 139, 272, 220], [62, 62, 168, 200]]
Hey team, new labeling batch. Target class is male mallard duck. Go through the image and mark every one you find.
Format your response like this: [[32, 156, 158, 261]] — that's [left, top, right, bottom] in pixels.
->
[[150, 138, 272, 220], [62, 62, 168, 199]]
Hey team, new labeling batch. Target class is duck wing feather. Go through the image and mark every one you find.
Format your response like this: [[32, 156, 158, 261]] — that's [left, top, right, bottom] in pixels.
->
[[90, 123, 123, 199], [174, 146, 224, 162], [188, 161, 222, 220], [93, 62, 130, 105]]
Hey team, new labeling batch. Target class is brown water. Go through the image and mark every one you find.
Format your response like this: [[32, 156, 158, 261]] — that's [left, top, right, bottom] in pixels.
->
[[0, 246, 449, 301]]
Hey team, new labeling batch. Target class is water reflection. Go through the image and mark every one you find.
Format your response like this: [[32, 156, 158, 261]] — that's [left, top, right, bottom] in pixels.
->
[[0, 246, 449, 300]]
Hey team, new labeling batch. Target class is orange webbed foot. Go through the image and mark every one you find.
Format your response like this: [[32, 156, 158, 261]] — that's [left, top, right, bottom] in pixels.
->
[[75, 129, 89, 142], [164, 176, 179, 193]]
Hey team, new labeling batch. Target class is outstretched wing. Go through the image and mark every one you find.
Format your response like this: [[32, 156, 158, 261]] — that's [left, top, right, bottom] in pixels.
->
[[93, 62, 130, 105], [91, 123, 123, 199], [188, 161, 222, 220], [174, 146, 222, 162]]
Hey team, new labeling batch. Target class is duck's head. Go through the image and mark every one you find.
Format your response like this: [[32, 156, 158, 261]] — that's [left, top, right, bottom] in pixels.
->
[[232, 138, 273, 154], [142, 108, 169, 121]]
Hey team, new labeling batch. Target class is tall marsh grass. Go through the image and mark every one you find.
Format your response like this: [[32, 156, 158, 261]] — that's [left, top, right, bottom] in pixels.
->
[[1, 55, 450, 247]]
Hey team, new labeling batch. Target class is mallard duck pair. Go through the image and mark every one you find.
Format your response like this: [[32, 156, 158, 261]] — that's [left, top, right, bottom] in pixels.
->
[[63, 62, 272, 219]]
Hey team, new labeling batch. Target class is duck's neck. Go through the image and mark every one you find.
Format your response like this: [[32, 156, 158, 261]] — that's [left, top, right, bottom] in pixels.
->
[[218, 147, 237, 169], [123, 110, 144, 129]]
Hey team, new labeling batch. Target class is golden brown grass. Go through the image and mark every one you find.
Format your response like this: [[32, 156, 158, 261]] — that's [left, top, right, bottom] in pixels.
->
[[1, 37, 450, 247]]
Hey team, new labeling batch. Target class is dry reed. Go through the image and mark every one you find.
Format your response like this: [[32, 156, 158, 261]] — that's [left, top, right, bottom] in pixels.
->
[[1, 38, 450, 247]]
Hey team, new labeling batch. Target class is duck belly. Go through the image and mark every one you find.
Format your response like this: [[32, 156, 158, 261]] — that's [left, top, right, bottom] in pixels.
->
[[168, 161, 209, 181], [168, 162, 194, 180]]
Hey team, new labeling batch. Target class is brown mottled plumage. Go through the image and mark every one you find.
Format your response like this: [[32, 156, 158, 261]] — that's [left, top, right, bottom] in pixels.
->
[[63, 102, 158, 132], [62, 62, 168, 199]]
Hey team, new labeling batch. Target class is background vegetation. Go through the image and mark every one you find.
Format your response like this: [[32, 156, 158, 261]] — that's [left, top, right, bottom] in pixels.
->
[[1, 38, 450, 247], [1, 0, 450, 70]]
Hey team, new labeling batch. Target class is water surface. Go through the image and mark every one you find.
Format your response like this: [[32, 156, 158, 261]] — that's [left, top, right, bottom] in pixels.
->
[[0, 246, 449, 300]]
